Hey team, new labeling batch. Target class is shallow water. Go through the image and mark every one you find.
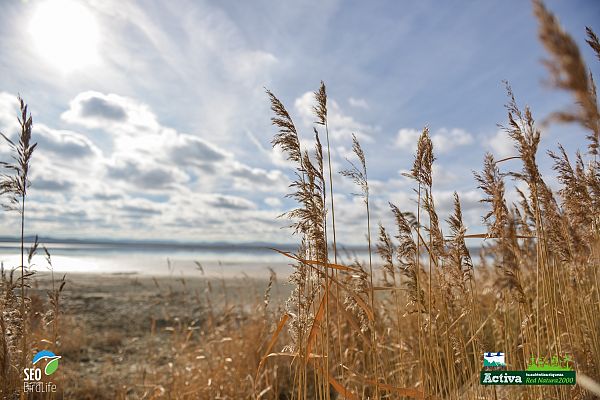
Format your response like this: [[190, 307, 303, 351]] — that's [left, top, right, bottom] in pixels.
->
[[0, 241, 371, 278], [1, 240, 484, 278]]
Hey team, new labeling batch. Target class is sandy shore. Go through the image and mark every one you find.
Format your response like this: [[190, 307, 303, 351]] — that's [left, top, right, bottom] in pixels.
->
[[28, 271, 289, 399]]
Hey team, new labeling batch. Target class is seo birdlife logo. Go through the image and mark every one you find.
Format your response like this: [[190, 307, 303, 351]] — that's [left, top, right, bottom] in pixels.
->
[[23, 350, 60, 393]]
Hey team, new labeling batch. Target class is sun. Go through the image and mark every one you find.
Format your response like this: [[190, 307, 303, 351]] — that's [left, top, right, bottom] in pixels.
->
[[29, 0, 100, 73]]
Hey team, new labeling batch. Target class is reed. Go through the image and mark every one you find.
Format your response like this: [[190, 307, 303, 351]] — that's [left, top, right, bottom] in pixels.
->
[[0, 99, 69, 399]]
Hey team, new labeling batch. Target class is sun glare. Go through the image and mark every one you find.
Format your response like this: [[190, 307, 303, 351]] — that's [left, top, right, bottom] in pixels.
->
[[29, 0, 100, 73]]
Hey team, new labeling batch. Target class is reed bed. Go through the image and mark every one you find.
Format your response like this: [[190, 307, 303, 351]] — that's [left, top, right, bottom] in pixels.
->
[[255, 2, 599, 399]]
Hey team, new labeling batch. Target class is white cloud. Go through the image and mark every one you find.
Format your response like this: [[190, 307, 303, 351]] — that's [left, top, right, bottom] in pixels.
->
[[165, 130, 230, 167], [487, 129, 515, 158], [264, 197, 282, 208], [431, 128, 473, 152], [348, 97, 369, 109], [34, 124, 102, 159], [294, 91, 374, 143], [230, 162, 288, 193], [393, 127, 473, 154], [61, 91, 160, 132], [205, 194, 257, 210], [0, 88, 495, 244], [229, 50, 278, 82], [0, 90, 295, 241], [0, 98, 107, 201], [0, 93, 20, 135], [394, 128, 422, 152], [75, 0, 280, 152], [245, 129, 297, 170], [432, 163, 457, 184], [59, 91, 289, 193], [105, 155, 189, 190]]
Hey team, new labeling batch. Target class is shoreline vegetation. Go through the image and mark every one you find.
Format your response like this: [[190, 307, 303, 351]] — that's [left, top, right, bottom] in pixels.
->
[[0, 1, 599, 399]]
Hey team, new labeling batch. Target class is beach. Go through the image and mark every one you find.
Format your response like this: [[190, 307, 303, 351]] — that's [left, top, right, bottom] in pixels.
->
[[28, 271, 289, 399]]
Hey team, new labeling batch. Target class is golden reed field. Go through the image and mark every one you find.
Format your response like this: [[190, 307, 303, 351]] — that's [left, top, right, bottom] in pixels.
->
[[0, 1, 599, 399]]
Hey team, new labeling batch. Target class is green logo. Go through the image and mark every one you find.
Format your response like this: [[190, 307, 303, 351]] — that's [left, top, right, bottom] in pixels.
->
[[526, 355, 573, 371], [32, 350, 61, 375]]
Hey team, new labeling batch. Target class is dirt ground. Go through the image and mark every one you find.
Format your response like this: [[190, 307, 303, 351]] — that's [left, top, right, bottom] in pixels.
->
[[28, 271, 289, 399]]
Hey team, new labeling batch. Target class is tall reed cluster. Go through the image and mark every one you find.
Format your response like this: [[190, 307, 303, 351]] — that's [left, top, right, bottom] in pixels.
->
[[258, 1, 600, 399], [0, 98, 65, 398]]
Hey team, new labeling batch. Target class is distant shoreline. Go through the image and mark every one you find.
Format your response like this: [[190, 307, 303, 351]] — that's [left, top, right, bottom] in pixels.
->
[[0, 235, 370, 252], [0, 235, 485, 253]]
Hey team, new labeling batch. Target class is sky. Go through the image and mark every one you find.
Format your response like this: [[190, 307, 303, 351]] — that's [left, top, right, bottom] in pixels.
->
[[0, 0, 598, 245]]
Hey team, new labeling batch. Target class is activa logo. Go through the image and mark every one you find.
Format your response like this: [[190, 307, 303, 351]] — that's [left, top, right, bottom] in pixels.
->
[[480, 352, 576, 386], [23, 350, 60, 393], [482, 372, 523, 383]]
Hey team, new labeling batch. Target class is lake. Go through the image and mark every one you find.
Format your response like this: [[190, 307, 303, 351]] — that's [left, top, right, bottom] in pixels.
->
[[0, 241, 371, 278]]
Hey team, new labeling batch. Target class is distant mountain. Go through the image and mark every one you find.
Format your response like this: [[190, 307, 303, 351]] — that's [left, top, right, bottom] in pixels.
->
[[0, 235, 369, 252], [0, 235, 481, 255]]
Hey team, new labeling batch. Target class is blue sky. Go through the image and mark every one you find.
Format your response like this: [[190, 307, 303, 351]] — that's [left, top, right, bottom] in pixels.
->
[[0, 0, 598, 243]]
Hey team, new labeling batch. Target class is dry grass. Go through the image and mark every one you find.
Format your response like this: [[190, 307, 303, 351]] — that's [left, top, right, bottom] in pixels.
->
[[256, 2, 600, 399], [0, 0, 598, 399]]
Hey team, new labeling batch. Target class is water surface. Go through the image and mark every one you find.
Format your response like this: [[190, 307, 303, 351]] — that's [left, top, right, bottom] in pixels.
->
[[0, 241, 371, 278]]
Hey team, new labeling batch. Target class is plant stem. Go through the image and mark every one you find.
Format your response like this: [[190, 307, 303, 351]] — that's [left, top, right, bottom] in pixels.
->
[[20, 192, 26, 384]]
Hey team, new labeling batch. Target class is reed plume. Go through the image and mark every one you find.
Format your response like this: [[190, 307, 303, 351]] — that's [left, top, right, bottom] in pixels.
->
[[0, 96, 37, 374], [534, 0, 600, 155]]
